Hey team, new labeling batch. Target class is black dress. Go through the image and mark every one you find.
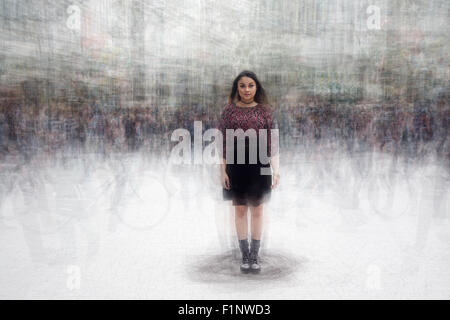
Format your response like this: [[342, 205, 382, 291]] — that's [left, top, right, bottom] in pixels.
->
[[218, 102, 278, 206]]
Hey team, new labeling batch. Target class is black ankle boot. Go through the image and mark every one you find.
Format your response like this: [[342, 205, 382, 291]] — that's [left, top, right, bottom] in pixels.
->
[[249, 239, 261, 273], [239, 239, 250, 273]]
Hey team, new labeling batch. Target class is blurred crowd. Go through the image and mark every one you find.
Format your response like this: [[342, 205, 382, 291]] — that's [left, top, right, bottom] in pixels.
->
[[275, 95, 448, 159], [0, 93, 448, 163]]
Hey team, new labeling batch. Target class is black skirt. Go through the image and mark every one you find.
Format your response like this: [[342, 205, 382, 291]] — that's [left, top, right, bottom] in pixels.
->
[[222, 139, 272, 206]]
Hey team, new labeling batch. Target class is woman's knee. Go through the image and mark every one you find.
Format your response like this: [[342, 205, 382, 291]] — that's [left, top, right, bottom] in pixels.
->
[[235, 205, 248, 217], [250, 205, 263, 217]]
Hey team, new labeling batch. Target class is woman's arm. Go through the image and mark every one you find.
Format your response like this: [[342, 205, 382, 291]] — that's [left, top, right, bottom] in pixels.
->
[[270, 153, 279, 175], [267, 106, 280, 188], [267, 106, 280, 175], [217, 106, 231, 189], [220, 156, 231, 189], [220, 157, 227, 175]]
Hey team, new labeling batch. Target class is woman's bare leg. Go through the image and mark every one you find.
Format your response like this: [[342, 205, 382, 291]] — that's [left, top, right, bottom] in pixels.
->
[[250, 204, 264, 240], [234, 205, 249, 240]]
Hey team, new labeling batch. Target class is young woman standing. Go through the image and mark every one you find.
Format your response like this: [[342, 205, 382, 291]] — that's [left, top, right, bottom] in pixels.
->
[[218, 70, 280, 273]]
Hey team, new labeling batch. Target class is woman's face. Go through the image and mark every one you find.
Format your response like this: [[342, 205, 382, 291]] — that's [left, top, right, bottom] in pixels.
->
[[237, 76, 257, 103]]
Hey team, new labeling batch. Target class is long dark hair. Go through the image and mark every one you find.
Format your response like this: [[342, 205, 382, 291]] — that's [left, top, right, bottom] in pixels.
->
[[228, 70, 270, 106]]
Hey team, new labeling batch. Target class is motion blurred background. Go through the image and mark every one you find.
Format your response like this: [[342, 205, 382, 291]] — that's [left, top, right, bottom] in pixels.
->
[[0, 0, 448, 299], [0, 0, 448, 156]]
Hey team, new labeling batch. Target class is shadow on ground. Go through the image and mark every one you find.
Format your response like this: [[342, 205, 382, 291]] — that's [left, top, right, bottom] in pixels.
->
[[185, 249, 307, 284]]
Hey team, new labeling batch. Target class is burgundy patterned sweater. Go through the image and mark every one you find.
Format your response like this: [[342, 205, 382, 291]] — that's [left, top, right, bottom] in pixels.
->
[[217, 102, 278, 160]]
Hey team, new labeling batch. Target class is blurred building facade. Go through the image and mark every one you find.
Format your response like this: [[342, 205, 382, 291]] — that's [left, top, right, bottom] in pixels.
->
[[0, 0, 448, 108]]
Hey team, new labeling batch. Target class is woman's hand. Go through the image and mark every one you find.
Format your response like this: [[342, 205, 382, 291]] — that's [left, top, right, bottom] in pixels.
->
[[221, 171, 231, 190], [272, 173, 280, 189]]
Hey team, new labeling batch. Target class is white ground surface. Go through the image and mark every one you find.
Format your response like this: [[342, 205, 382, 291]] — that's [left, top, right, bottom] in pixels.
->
[[0, 144, 449, 299]]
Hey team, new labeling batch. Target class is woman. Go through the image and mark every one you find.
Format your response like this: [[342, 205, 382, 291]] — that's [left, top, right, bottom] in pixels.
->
[[218, 70, 280, 274]]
